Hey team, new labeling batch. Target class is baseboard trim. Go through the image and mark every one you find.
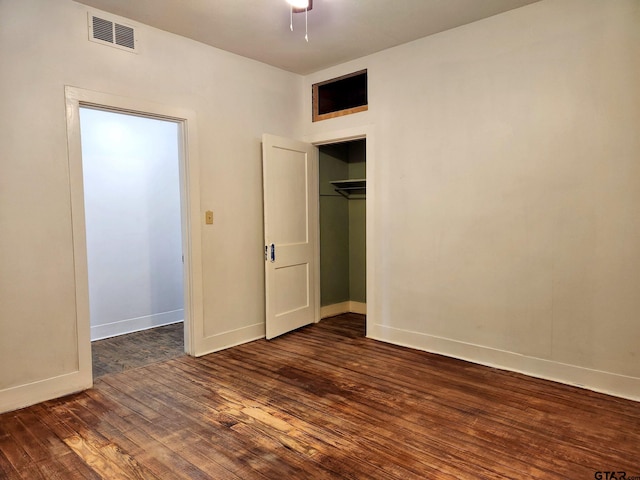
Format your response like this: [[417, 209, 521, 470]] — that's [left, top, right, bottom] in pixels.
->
[[0, 369, 91, 414], [91, 309, 184, 341], [368, 324, 640, 402], [348, 301, 367, 315], [320, 302, 350, 318], [321, 301, 367, 319], [193, 322, 265, 357]]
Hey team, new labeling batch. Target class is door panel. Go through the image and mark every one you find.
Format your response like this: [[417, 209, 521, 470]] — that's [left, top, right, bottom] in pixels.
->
[[274, 263, 309, 315], [262, 134, 318, 339], [270, 148, 309, 245]]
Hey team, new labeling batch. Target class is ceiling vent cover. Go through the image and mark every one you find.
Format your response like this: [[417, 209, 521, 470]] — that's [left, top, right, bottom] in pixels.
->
[[88, 13, 138, 53]]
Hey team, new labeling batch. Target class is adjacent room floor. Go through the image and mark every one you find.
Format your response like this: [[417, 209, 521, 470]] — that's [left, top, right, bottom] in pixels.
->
[[92, 322, 184, 378]]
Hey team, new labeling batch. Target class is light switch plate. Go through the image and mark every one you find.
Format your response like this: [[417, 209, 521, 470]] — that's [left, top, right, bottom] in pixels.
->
[[205, 210, 214, 224]]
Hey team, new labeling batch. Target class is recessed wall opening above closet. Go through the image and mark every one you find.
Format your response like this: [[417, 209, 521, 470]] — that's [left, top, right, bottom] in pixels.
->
[[319, 139, 366, 318], [313, 70, 368, 122]]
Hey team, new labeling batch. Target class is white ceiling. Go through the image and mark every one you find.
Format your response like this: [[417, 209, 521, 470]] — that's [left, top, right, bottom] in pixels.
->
[[75, 0, 541, 75]]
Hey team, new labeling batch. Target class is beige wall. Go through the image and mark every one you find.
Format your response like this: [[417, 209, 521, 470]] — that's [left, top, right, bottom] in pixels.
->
[[0, 0, 302, 410], [304, 0, 640, 400]]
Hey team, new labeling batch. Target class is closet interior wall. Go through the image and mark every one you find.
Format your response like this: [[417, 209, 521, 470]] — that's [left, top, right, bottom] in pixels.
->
[[319, 140, 366, 315]]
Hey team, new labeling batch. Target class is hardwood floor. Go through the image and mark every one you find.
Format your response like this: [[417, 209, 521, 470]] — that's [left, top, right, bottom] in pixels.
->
[[1, 313, 639, 479]]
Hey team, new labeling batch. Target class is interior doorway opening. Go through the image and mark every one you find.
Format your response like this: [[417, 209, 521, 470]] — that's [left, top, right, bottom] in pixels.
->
[[318, 139, 366, 319], [78, 107, 186, 377]]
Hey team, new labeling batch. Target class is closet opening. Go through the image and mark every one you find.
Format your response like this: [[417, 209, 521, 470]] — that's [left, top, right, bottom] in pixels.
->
[[318, 139, 366, 319], [78, 107, 186, 377]]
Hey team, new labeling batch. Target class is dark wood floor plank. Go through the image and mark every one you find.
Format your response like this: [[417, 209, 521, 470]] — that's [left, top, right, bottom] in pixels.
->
[[226, 340, 620, 478], [119, 366, 353, 480], [236, 322, 640, 476], [218, 338, 536, 464], [163, 351, 502, 479], [0, 438, 23, 480], [112, 348, 440, 475], [1, 314, 639, 479], [160, 365, 478, 478], [210, 341, 548, 479], [85, 384, 225, 480], [1, 413, 52, 465], [58, 404, 161, 480], [55, 451, 103, 480], [150, 361, 408, 480], [97, 381, 227, 480], [273, 321, 640, 460], [13, 409, 73, 460], [185, 344, 528, 480], [0, 431, 33, 474], [102, 376, 272, 478], [43, 404, 142, 479], [97, 374, 258, 479], [32, 457, 79, 480]]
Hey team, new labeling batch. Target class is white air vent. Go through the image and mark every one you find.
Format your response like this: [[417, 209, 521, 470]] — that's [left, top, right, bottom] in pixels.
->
[[88, 13, 138, 53]]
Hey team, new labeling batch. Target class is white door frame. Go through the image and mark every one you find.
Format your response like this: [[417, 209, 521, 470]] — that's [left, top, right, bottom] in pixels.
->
[[303, 125, 375, 336], [65, 86, 204, 385]]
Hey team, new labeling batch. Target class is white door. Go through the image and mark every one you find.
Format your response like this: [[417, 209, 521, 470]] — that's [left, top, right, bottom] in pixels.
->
[[262, 134, 318, 339]]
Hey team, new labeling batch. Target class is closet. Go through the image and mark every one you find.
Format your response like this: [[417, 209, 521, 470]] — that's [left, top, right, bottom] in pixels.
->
[[318, 139, 366, 317]]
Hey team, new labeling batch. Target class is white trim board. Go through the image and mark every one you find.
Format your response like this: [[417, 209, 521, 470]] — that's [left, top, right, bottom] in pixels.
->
[[91, 311, 184, 341], [321, 301, 367, 318], [369, 324, 640, 402], [64, 86, 204, 358], [0, 371, 88, 414], [349, 301, 366, 315], [197, 322, 265, 354]]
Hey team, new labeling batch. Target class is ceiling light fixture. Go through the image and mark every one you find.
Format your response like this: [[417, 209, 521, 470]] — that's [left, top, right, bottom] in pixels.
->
[[286, 0, 313, 42], [287, 0, 309, 9]]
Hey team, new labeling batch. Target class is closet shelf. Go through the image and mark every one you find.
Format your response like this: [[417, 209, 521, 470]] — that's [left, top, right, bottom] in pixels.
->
[[330, 179, 366, 198]]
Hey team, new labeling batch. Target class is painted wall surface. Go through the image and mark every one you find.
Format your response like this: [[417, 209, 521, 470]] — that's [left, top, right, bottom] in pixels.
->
[[304, 0, 640, 399], [319, 145, 350, 306], [0, 0, 301, 407], [348, 142, 366, 304], [80, 108, 184, 340], [319, 142, 366, 307]]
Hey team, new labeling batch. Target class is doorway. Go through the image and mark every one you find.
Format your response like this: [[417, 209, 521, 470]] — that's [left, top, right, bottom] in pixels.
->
[[65, 86, 205, 387], [318, 139, 366, 318], [78, 107, 185, 376], [262, 129, 373, 339]]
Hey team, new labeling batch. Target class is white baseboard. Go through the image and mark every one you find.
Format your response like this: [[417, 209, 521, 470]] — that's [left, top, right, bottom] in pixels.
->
[[349, 301, 367, 315], [91, 309, 184, 341], [321, 302, 350, 318], [368, 324, 640, 402], [0, 369, 91, 414], [193, 322, 265, 357], [321, 301, 367, 319]]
